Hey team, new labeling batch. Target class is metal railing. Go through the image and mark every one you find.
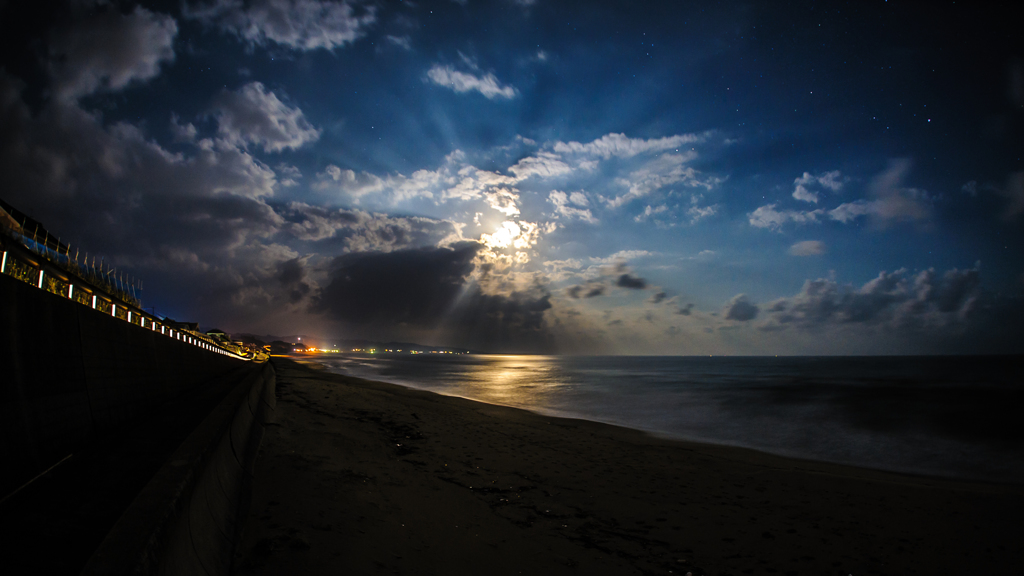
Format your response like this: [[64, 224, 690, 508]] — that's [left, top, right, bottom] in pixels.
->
[[1, 227, 257, 362]]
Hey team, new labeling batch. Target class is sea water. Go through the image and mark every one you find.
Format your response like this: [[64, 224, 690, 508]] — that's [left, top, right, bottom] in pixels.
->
[[315, 354, 1023, 484]]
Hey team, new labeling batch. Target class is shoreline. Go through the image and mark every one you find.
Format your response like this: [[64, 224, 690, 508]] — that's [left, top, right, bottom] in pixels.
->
[[235, 357, 1023, 575], [285, 354, 1022, 487]]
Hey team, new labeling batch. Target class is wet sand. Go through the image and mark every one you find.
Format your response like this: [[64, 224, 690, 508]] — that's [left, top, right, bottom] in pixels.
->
[[233, 357, 1023, 575]]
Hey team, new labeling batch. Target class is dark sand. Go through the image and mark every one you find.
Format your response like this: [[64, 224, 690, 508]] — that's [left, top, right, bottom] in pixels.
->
[[233, 358, 1023, 575]]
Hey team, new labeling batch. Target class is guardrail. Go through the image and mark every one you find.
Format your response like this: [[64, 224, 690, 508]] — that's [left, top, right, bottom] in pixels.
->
[[1, 232, 255, 362]]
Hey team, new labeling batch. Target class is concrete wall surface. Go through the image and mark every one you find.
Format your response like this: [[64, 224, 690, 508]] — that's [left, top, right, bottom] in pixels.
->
[[81, 361, 276, 576], [0, 271, 247, 498]]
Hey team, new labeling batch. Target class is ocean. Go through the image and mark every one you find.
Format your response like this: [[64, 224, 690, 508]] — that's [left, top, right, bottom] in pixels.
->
[[314, 353, 1023, 484]]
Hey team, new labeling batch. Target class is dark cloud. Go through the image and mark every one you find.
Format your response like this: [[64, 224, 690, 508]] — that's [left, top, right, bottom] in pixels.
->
[[280, 202, 463, 250], [312, 243, 555, 352], [996, 171, 1024, 220], [312, 243, 479, 326], [449, 285, 553, 353], [724, 294, 759, 321], [566, 282, 605, 299], [772, 268, 971, 328], [0, 69, 307, 327], [676, 303, 694, 315], [48, 6, 177, 102], [616, 273, 646, 289], [275, 256, 312, 304], [647, 291, 667, 303]]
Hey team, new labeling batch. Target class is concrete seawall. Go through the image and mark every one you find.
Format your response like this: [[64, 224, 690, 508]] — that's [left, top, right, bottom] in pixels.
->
[[0, 272, 249, 497], [81, 361, 276, 576]]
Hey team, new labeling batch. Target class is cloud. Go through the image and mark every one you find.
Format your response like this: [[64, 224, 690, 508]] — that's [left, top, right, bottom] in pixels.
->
[[553, 132, 707, 160], [616, 273, 647, 289], [958, 172, 1024, 221], [314, 165, 386, 198], [792, 170, 844, 203], [212, 82, 321, 153], [606, 152, 718, 208], [385, 35, 411, 50], [827, 161, 933, 226], [548, 190, 596, 223], [634, 204, 667, 222], [312, 243, 479, 326], [170, 113, 198, 142], [566, 282, 605, 299], [684, 249, 717, 261], [862, 158, 933, 226], [756, 162, 931, 230], [748, 204, 824, 229], [676, 303, 694, 315], [792, 184, 819, 203], [312, 243, 555, 352], [789, 240, 826, 256], [275, 255, 314, 304], [0, 70, 332, 329], [828, 200, 877, 223], [444, 165, 518, 204], [186, 0, 376, 51], [563, 256, 649, 298], [509, 152, 572, 179], [588, 250, 653, 265], [756, 266, 1024, 354], [687, 204, 717, 223], [275, 163, 302, 187], [48, 6, 177, 101], [761, 266, 982, 330], [310, 149, 533, 217], [724, 294, 759, 321], [281, 202, 465, 250], [647, 291, 667, 304], [995, 171, 1024, 220], [427, 64, 517, 99]]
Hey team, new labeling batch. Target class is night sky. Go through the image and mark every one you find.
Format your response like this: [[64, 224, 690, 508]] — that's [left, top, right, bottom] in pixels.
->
[[1, 0, 1021, 354]]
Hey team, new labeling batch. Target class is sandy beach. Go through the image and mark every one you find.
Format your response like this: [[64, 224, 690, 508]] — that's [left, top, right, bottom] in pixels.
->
[[233, 358, 1023, 575]]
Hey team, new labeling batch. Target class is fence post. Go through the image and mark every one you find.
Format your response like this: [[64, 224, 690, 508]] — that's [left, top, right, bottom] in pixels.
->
[[1, 251, 6, 273], [37, 269, 44, 289]]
